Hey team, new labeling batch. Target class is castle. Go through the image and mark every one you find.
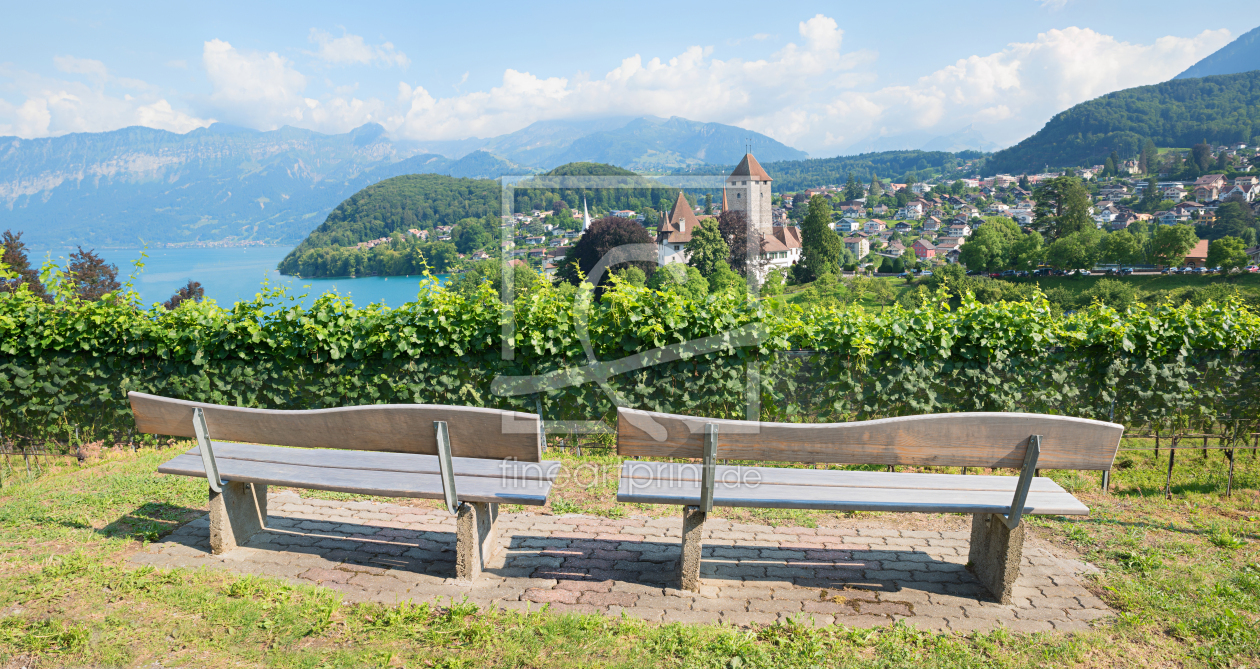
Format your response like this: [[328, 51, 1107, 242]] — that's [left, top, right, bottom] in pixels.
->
[[655, 153, 801, 277]]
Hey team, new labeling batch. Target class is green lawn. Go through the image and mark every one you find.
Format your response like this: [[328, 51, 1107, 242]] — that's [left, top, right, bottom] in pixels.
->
[[2, 440, 1259, 667]]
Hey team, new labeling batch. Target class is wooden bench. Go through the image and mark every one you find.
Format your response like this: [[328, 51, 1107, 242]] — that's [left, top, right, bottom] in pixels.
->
[[615, 407, 1123, 603], [129, 392, 558, 582]]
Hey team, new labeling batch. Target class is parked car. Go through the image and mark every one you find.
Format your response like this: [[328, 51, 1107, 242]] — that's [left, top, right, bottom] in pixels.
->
[[1119, 267, 1134, 276], [1079, 269, 1092, 276], [1033, 268, 1052, 277], [1016, 270, 1029, 278], [1248, 265, 1259, 273], [1194, 266, 1208, 274], [1161, 267, 1173, 275]]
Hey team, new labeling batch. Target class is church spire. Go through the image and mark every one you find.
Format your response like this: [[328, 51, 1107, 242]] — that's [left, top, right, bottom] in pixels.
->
[[582, 196, 591, 231]]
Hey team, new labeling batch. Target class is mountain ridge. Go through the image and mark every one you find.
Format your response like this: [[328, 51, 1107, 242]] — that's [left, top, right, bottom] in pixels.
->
[[1175, 25, 1260, 79]]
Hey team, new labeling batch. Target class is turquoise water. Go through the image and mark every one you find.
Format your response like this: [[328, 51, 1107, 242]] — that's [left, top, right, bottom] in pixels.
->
[[69, 247, 448, 309]]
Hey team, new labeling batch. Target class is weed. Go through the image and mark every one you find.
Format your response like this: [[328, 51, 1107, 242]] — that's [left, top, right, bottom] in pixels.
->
[[1209, 529, 1247, 550]]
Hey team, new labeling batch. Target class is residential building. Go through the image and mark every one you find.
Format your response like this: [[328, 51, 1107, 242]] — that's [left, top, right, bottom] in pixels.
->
[[843, 236, 870, 259], [1183, 239, 1211, 269], [909, 182, 933, 195], [922, 216, 941, 232], [864, 219, 886, 233], [836, 218, 863, 233], [945, 224, 972, 238], [894, 221, 913, 233], [912, 239, 936, 259]]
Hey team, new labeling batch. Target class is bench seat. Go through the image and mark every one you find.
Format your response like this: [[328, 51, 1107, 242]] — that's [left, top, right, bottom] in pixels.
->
[[160, 442, 560, 506], [618, 462, 1088, 516]]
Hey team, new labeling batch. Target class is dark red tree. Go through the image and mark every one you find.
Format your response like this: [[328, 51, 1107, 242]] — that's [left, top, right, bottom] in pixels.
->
[[67, 247, 121, 301], [0, 230, 51, 302], [163, 280, 205, 310], [555, 217, 655, 289]]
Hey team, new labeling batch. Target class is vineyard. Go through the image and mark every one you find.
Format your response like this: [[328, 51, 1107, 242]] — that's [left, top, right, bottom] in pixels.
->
[[1, 277, 1257, 460]]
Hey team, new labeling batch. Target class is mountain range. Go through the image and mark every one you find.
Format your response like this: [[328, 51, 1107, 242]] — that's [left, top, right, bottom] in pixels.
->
[[1175, 24, 1260, 79], [985, 70, 1260, 175], [0, 116, 804, 248]]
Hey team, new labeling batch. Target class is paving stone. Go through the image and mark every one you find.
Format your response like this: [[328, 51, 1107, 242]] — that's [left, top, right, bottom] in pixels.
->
[[721, 611, 779, 627], [831, 614, 893, 628], [662, 609, 722, 624]]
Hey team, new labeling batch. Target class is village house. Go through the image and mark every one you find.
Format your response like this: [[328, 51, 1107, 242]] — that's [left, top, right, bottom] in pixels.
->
[[912, 239, 936, 260], [893, 221, 913, 234], [836, 218, 863, 233], [843, 236, 870, 260], [945, 223, 972, 238], [864, 219, 886, 233], [922, 216, 942, 232]]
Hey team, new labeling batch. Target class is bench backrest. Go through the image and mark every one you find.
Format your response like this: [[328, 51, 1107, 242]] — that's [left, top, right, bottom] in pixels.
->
[[129, 392, 544, 462], [616, 407, 1123, 470]]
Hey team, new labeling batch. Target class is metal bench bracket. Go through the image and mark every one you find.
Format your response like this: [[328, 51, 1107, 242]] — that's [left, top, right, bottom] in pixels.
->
[[700, 423, 717, 513], [434, 421, 459, 515], [1002, 434, 1041, 530], [192, 407, 226, 494]]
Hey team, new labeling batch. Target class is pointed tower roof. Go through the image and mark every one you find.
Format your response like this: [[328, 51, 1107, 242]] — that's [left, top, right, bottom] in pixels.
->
[[582, 197, 591, 231], [729, 153, 772, 181], [721, 188, 729, 212], [656, 191, 699, 244]]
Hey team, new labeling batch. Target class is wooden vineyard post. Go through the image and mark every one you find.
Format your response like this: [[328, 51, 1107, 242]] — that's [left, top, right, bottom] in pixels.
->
[[1164, 437, 1177, 500]]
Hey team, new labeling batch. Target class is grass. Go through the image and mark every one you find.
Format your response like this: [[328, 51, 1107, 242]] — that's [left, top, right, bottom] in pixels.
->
[[1, 438, 1260, 667]]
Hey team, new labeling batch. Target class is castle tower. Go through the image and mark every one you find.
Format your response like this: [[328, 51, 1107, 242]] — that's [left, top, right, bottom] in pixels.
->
[[726, 153, 773, 234]]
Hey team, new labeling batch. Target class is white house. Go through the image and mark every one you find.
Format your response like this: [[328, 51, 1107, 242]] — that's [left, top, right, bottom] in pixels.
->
[[864, 219, 886, 233], [836, 217, 864, 233]]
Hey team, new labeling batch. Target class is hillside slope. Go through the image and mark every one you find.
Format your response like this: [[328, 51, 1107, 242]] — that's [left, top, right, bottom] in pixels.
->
[[1176, 25, 1260, 79], [0, 123, 525, 248], [986, 71, 1260, 174]]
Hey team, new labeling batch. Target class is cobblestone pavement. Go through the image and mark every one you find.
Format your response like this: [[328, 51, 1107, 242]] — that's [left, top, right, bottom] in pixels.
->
[[131, 491, 1110, 633]]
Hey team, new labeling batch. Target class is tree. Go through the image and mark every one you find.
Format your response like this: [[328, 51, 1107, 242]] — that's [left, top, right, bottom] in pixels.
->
[[0, 230, 50, 301], [1103, 156, 1117, 178], [1207, 236, 1249, 273], [1010, 231, 1045, 271], [1032, 176, 1093, 239], [716, 209, 759, 277], [1151, 224, 1199, 268], [760, 268, 786, 297], [1215, 201, 1257, 241], [1098, 228, 1141, 265], [685, 219, 730, 278], [799, 195, 844, 280], [868, 173, 884, 201], [67, 247, 120, 301], [844, 173, 863, 201], [1140, 176, 1161, 212], [707, 263, 746, 296], [959, 223, 1013, 272], [453, 217, 491, 253], [555, 217, 655, 288], [1139, 138, 1158, 175], [1192, 143, 1212, 172], [164, 280, 205, 310], [1046, 229, 1102, 271], [646, 263, 707, 301], [704, 193, 713, 215], [421, 241, 458, 273], [1018, 174, 1031, 190]]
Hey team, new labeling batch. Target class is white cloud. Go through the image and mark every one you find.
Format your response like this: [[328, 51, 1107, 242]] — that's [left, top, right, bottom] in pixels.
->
[[378, 18, 1228, 155], [820, 26, 1232, 150], [308, 29, 410, 68], [0, 60, 211, 138], [1040, 0, 1072, 9], [201, 38, 385, 133]]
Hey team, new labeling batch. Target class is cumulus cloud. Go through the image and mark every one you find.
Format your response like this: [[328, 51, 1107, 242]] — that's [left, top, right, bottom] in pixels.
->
[[382, 21, 1229, 154], [308, 29, 410, 68], [818, 26, 1232, 150], [0, 60, 210, 138], [201, 39, 386, 133]]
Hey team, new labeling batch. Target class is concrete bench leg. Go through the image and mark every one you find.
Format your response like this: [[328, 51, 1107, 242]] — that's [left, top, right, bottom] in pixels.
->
[[680, 505, 706, 591], [209, 481, 267, 554], [455, 501, 499, 582], [968, 513, 1024, 604]]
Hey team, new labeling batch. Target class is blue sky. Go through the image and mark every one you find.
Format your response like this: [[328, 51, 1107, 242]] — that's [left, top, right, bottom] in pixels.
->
[[1, 1, 1256, 156]]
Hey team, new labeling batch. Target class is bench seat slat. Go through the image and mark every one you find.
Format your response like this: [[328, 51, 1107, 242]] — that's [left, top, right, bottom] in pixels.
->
[[616, 465, 1088, 515], [621, 461, 1067, 492], [159, 453, 553, 506], [179, 442, 561, 481], [617, 478, 1088, 515]]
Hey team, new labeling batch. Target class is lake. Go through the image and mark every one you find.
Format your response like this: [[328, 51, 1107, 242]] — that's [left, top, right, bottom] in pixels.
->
[[66, 247, 449, 309]]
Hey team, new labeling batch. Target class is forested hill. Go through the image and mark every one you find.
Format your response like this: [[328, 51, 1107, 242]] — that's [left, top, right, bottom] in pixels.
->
[[682, 150, 986, 191], [987, 71, 1260, 174], [277, 161, 684, 278]]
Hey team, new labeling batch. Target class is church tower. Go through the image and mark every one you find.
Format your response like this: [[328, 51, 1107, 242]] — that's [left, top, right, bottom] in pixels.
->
[[726, 153, 773, 234]]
